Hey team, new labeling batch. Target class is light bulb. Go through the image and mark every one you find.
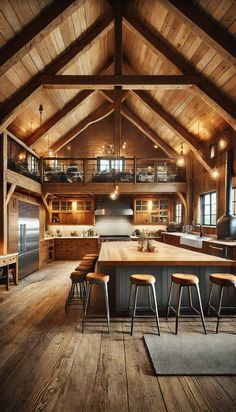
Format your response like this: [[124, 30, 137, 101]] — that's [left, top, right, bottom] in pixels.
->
[[176, 156, 185, 167], [218, 138, 227, 150], [211, 168, 220, 179]]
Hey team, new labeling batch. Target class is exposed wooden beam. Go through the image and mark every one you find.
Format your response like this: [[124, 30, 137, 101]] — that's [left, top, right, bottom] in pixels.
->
[[41, 74, 197, 89], [99, 89, 130, 103], [123, 10, 236, 131], [121, 105, 177, 158], [0, 132, 8, 254], [0, 0, 86, 75], [177, 192, 188, 224], [0, 12, 114, 133], [6, 184, 16, 206], [41, 194, 50, 214], [26, 60, 114, 148], [163, 0, 236, 67], [114, 86, 122, 158], [51, 102, 114, 153]]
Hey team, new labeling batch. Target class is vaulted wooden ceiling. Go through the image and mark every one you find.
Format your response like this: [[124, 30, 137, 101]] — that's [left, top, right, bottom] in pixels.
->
[[0, 0, 235, 171]]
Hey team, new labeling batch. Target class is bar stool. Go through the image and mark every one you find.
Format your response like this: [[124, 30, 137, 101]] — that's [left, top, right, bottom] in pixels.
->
[[129, 274, 160, 335], [65, 270, 87, 310], [207, 273, 236, 333], [82, 273, 110, 333], [166, 273, 207, 334]]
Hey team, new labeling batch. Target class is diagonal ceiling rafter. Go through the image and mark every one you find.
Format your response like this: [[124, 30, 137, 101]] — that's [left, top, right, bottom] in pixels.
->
[[0, 11, 114, 134], [0, 0, 87, 76], [123, 10, 236, 131]]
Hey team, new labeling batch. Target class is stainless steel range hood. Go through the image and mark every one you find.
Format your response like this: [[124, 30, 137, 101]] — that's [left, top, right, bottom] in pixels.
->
[[95, 196, 133, 216]]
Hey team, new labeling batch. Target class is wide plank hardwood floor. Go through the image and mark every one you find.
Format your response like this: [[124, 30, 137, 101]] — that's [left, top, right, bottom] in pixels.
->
[[0, 260, 235, 412]]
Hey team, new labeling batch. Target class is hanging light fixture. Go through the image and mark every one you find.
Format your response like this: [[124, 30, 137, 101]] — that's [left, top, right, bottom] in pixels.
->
[[109, 184, 119, 200], [210, 167, 220, 180], [176, 142, 185, 167]]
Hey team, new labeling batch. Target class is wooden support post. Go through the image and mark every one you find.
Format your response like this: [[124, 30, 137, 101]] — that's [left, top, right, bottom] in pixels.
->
[[6, 184, 16, 206], [0, 132, 8, 254], [177, 192, 188, 225]]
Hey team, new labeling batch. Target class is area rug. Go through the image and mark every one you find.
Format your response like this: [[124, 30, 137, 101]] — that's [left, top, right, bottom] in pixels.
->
[[144, 333, 236, 375]]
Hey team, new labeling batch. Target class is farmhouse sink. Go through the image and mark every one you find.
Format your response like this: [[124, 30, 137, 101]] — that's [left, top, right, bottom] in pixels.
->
[[180, 234, 211, 249]]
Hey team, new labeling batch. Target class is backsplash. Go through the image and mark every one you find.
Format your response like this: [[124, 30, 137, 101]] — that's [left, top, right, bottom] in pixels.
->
[[47, 216, 166, 237]]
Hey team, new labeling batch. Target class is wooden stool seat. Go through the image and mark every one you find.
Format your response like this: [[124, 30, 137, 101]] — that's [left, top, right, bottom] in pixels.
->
[[86, 272, 109, 284], [209, 273, 236, 286], [70, 271, 87, 282], [130, 274, 155, 285], [85, 254, 99, 259], [172, 273, 199, 285], [82, 256, 97, 261], [167, 273, 207, 334]]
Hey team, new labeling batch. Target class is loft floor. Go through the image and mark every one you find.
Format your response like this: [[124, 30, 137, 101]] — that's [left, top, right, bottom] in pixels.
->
[[0, 261, 235, 412]]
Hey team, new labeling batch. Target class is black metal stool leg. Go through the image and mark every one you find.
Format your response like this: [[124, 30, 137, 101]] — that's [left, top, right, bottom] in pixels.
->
[[166, 280, 174, 320], [216, 285, 224, 334], [82, 283, 92, 333], [207, 282, 214, 315], [104, 283, 110, 334], [150, 283, 160, 335], [128, 282, 134, 315], [131, 285, 138, 336], [195, 284, 207, 334], [175, 285, 183, 334]]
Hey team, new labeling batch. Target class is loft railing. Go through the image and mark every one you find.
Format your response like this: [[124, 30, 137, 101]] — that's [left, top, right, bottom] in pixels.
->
[[7, 136, 40, 182], [42, 157, 186, 184]]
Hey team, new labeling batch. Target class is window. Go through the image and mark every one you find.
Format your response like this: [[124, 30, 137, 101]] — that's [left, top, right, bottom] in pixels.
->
[[232, 188, 236, 215], [175, 202, 182, 224], [201, 192, 216, 225], [97, 158, 124, 172]]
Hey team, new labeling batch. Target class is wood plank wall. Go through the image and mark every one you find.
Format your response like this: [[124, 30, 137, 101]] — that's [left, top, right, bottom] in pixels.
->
[[57, 114, 165, 158]]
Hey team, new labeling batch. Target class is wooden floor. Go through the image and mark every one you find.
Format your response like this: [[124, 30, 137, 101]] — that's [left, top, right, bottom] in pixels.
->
[[0, 261, 235, 412]]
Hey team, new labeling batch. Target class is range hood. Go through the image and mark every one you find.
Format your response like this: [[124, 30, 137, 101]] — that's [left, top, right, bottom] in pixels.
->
[[95, 196, 133, 216], [216, 149, 236, 239]]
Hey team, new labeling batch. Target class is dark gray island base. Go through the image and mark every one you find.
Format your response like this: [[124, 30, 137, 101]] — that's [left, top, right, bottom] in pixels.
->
[[97, 241, 236, 314]]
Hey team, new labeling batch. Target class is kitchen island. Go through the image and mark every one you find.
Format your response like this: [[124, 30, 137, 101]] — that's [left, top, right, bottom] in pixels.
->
[[97, 241, 236, 313]]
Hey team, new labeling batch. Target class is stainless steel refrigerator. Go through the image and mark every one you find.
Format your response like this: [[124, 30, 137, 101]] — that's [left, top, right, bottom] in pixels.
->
[[18, 201, 39, 279]]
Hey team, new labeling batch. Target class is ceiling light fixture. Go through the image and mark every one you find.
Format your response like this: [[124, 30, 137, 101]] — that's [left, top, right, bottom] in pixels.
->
[[176, 143, 185, 167], [109, 184, 119, 200], [218, 138, 227, 150]]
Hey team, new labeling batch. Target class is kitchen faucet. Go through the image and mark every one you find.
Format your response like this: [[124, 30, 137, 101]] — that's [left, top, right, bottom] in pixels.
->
[[195, 223, 203, 237]]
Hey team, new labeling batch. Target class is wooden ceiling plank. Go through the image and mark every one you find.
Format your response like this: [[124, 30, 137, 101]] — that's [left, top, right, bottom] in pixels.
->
[[121, 104, 177, 158], [51, 102, 114, 153], [0, 0, 87, 75], [0, 12, 114, 133], [132, 89, 203, 152], [162, 0, 236, 67], [123, 10, 236, 130], [41, 74, 197, 89]]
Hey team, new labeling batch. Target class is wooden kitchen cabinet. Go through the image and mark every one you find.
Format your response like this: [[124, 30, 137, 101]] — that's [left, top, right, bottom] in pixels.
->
[[40, 239, 55, 266], [49, 198, 95, 225], [54, 238, 98, 260], [133, 197, 170, 225]]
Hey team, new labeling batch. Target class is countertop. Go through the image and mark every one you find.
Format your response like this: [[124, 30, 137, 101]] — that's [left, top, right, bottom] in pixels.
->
[[163, 232, 236, 246], [43, 236, 99, 240], [0, 253, 18, 259], [98, 241, 236, 266]]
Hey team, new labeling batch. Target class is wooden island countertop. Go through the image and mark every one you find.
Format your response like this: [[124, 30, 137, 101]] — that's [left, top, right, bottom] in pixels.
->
[[98, 241, 236, 267]]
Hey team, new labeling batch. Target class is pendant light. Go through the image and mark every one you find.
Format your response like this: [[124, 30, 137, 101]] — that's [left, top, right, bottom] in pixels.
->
[[176, 143, 185, 167]]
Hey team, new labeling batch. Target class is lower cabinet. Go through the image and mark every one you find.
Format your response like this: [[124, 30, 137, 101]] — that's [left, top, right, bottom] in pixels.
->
[[40, 239, 55, 266], [54, 238, 98, 260]]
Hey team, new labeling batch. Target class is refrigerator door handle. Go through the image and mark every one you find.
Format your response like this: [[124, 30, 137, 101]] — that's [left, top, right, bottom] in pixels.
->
[[21, 224, 27, 252]]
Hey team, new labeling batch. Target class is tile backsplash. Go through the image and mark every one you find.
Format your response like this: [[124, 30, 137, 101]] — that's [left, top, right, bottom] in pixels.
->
[[48, 216, 166, 236]]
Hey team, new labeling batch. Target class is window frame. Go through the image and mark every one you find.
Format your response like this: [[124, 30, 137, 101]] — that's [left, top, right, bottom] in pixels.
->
[[175, 202, 182, 224], [97, 157, 125, 172], [232, 188, 236, 215], [201, 191, 217, 226]]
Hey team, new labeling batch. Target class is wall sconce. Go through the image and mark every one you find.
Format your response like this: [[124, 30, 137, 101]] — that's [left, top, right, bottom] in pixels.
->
[[176, 143, 185, 167], [210, 167, 220, 180], [218, 138, 227, 150]]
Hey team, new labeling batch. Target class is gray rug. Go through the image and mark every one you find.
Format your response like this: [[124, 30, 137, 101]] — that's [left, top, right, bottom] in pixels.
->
[[144, 333, 236, 375]]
